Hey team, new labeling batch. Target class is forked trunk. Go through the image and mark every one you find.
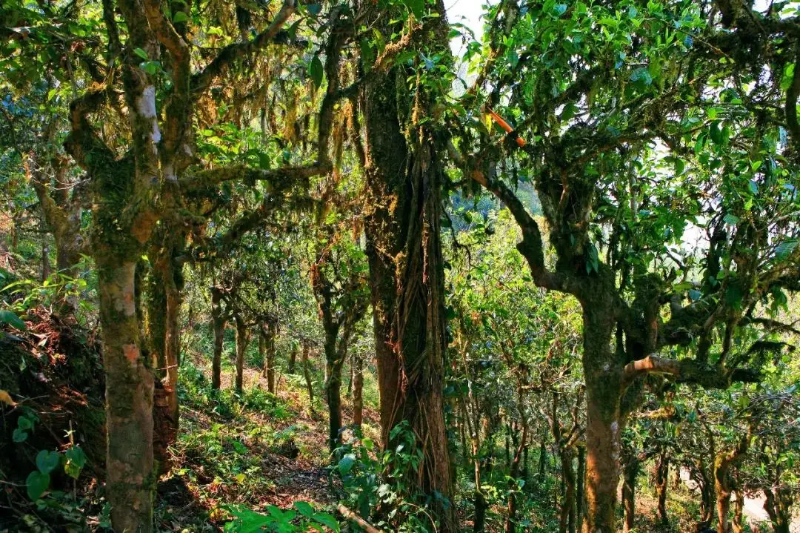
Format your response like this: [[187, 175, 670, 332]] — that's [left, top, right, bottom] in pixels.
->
[[764, 486, 792, 533], [98, 259, 154, 532]]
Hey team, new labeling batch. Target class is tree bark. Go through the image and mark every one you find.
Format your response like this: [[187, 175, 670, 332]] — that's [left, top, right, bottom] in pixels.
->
[[352, 352, 363, 428], [539, 428, 548, 478], [98, 259, 154, 532], [622, 454, 640, 533], [505, 425, 528, 533], [360, 5, 455, 528], [576, 445, 586, 531], [288, 343, 297, 374], [731, 489, 744, 533], [211, 287, 226, 390], [324, 328, 344, 452], [234, 316, 249, 393], [764, 486, 792, 533], [655, 453, 669, 524], [302, 339, 315, 413], [261, 321, 277, 393], [715, 432, 750, 533], [559, 449, 577, 533], [581, 303, 622, 533]]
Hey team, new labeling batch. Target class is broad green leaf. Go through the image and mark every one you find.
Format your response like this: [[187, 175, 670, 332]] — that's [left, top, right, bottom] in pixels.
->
[[309, 55, 324, 89], [0, 310, 25, 330], [36, 450, 60, 474], [26, 471, 50, 501]]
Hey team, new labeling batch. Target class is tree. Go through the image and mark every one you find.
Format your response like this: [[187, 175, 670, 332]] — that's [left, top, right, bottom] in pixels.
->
[[356, 0, 459, 526], [311, 224, 369, 453], [455, 1, 800, 529]]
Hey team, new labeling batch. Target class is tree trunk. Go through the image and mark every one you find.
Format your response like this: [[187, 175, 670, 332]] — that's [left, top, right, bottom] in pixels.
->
[[210, 288, 225, 390], [261, 322, 277, 392], [505, 426, 528, 533], [576, 445, 586, 531], [360, 6, 455, 528], [288, 343, 297, 374], [622, 454, 640, 533], [266, 322, 276, 393], [655, 453, 669, 524], [764, 487, 791, 533], [352, 352, 363, 428], [731, 489, 744, 533], [539, 428, 548, 478], [234, 316, 249, 393], [158, 269, 181, 468], [581, 304, 622, 533], [559, 449, 577, 533], [302, 339, 315, 413], [41, 241, 51, 281], [97, 259, 154, 532], [324, 345, 343, 452], [715, 433, 750, 533]]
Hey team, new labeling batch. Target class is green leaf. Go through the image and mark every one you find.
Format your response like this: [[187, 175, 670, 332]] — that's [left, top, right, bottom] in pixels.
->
[[723, 213, 739, 226], [12, 428, 28, 442], [64, 446, 87, 479], [0, 310, 25, 330], [725, 285, 742, 309], [309, 55, 324, 88], [141, 61, 160, 75], [133, 47, 149, 60], [172, 11, 189, 23], [775, 239, 798, 260], [26, 471, 50, 501], [294, 501, 314, 517], [18, 415, 34, 431], [36, 450, 60, 474], [403, 0, 424, 19], [338, 453, 356, 475], [312, 512, 340, 532]]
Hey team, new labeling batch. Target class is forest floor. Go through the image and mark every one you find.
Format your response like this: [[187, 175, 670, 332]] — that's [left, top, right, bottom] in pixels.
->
[[155, 356, 382, 531]]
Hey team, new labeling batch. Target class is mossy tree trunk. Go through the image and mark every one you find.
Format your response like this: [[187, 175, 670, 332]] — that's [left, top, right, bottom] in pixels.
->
[[211, 287, 227, 390], [359, 3, 455, 528], [260, 321, 277, 393], [655, 453, 669, 524], [352, 352, 363, 428], [715, 430, 751, 533], [97, 258, 155, 531], [622, 453, 640, 533], [234, 315, 250, 393]]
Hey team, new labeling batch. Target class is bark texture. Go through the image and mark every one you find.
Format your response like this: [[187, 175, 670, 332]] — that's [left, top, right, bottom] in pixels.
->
[[359, 3, 456, 528]]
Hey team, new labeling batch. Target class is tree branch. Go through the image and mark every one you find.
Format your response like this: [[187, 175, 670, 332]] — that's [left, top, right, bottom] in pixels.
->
[[191, 0, 297, 99], [622, 355, 761, 388]]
